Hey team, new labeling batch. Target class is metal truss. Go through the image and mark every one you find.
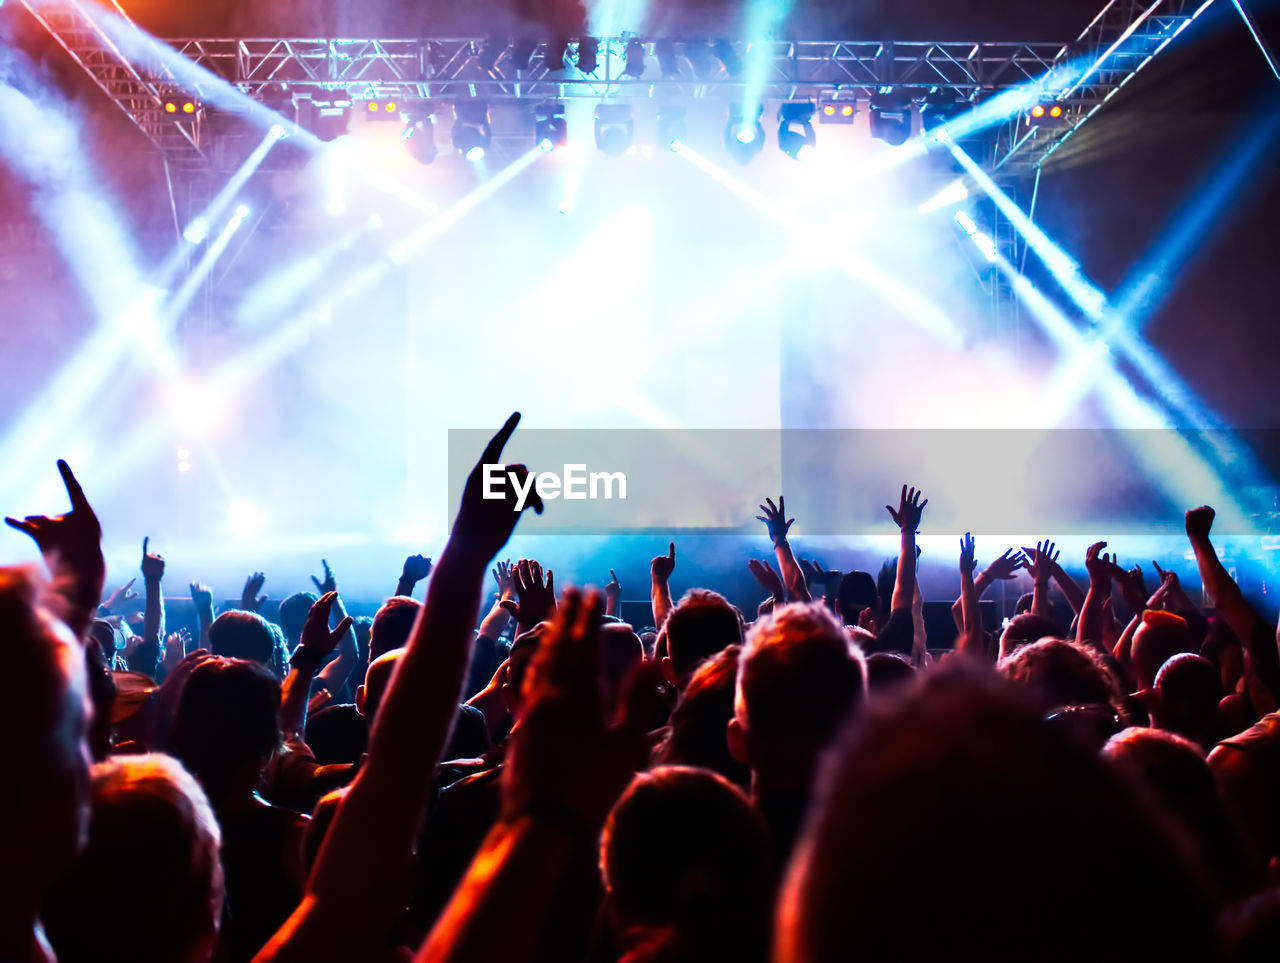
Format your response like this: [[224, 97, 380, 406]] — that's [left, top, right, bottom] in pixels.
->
[[990, 0, 1217, 174], [19, 0, 206, 170]]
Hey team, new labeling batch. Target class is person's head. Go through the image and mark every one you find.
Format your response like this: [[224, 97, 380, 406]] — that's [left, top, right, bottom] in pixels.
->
[[277, 592, 318, 647], [356, 647, 403, 721], [1105, 727, 1260, 900], [864, 651, 916, 695], [369, 596, 420, 662], [657, 645, 749, 788], [601, 766, 772, 963], [0, 566, 91, 920], [662, 589, 743, 684], [173, 658, 281, 805], [997, 612, 1066, 659], [730, 602, 866, 791], [43, 754, 223, 963], [598, 623, 644, 717], [1133, 610, 1196, 691], [1153, 653, 1224, 750], [207, 610, 276, 668], [503, 622, 551, 718], [834, 571, 878, 625], [998, 638, 1122, 749], [777, 667, 1219, 963]]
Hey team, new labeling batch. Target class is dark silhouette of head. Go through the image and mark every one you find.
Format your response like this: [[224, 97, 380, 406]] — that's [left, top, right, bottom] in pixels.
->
[[601, 766, 772, 963], [663, 589, 743, 682], [43, 753, 224, 963], [657, 645, 749, 788], [370, 596, 420, 662], [598, 623, 644, 717], [778, 667, 1219, 962], [173, 658, 280, 806], [834, 571, 877, 625], [1133, 610, 1196, 691], [865, 651, 916, 695], [1154, 653, 1224, 750], [356, 647, 403, 721], [277, 592, 318, 647], [998, 612, 1067, 658], [208, 610, 277, 668], [730, 603, 866, 791]]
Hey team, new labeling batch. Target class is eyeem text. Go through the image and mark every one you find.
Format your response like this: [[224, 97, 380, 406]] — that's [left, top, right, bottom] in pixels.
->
[[482, 464, 627, 511]]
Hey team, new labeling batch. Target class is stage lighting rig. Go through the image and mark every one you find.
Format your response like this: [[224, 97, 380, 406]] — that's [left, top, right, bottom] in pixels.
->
[[576, 37, 600, 74], [623, 40, 646, 77], [511, 38, 538, 71], [683, 41, 715, 80], [536, 102, 567, 151], [474, 37, 502, 74], [713, 39, 743, 78], [920, 87, 966, 132], [595, 104, 634, 156], [777, 102, 816, 160], [818, 94, 856, 124], [452, 101, 491, 160], [362, 97, 402, 121], [403, 117, 438, 164], [724, 104, 764, 164], [295, 92, 350, 142], [1027, 101, 1067, 126], [658, 105, 686, 150], [163, 97, 201, 116], [869, 87, 913, 146], [545, 37, 569, 71]]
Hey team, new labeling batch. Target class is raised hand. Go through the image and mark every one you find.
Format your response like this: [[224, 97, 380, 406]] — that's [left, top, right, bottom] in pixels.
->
[[5, 459, 105, 633], [1112, 562, 1149, 608], [504, 587, 664, 830], [651, 541, 676, 582], [189, 580, 214, 611], [886, 485, 928, 532], [1185, 505, 1215, 539], [492, 559, 515, 600], [240, 571, 267, 612], [604, 569, 622, 603], [985, 548, 1026, 581], [756, 495, 795, 545], [499, 558, 556, 630], [311, 559, 337, 595], [140, 536, 165, 582], [960, 532, 977, 575], [748, 557, 786, 600], [101, 578, 138, 614], [452, 412, 543, 558], [296, 591, 356, 664], [401, 554, 433, 584], [159, 627, 192, 676], [1020, 540, 1059, 585], [1084, 542, 1115, 585]]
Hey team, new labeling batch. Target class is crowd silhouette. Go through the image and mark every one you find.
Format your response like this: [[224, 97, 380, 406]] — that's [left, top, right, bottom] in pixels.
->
[[5, 413, 1280, 962]]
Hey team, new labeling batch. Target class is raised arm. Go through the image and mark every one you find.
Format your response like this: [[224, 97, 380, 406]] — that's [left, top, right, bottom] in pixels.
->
[[756, 496, 811, 603], [956, 533, 986, 661], [240, 571, 268, 613], [1075, 541, 1116, 655], [5, 459, 105, 639], [747, 557, 786, 615], [396, 553, 433, 599], [280, 592, 354, 742], [950, 548, 1023, 631], [499, 559, 556, 635], [477, 559, 515, 639], [1185, 506, 1279, 707], [256, 413, 542, 962], [650, 542, 676, 629], [309, 560, 358, 697], [886, 485, 927, 614], [140, 537, 166, 649], [189, 581, 215, 649]]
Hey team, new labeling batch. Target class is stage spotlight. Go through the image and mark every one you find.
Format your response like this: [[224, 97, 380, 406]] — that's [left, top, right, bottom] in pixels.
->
[[595, 104, 634, 156], [712, 39, 743, 78], [363, 98, 402, 121], [623, 40, 646, 77], [683, 41, 715, 80], [724, 104, 764, 164], [535, 102, 567, 151], [295, 93, 349, 142], [657, 105, 687, 150], [403, 117, 438, 164], [869, 87, 913, 146], [452, 100, 491, 160], [164, 98, 201, 115], [920, 87, 966, 131], [576, 37, 599, 74], [655, 40, 679, 77], [545, 37, 569, 71], [817, 94, 856, 124], [1027, 100, 1067, 125], [777, 102, 816, 161], [234, 203, 251, 220], [511, 38, 538, 71]]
